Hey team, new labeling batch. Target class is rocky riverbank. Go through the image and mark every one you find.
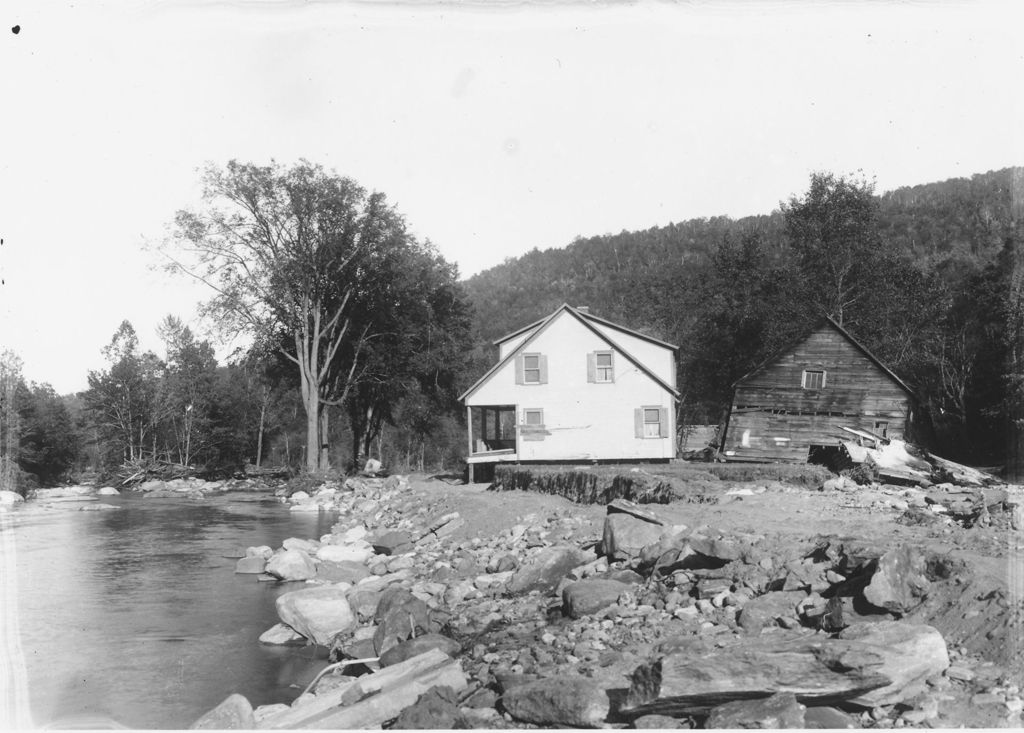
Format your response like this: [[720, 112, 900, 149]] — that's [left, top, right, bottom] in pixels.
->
[[190, 470, 1024, 730]]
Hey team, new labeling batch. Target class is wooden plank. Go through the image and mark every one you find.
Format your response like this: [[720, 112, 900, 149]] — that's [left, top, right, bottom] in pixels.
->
[[301, 658, 467, 729], [257, 649, 456, 729]]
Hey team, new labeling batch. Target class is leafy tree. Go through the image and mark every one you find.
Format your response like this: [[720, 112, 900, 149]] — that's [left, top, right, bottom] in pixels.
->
[[165, 160, 462, 473], [84, 321, 164, 467], [0, 350, 23, 492], [157, 315, 218, 465], [17, 382, 80, 485], [340, 243, 473, 469]]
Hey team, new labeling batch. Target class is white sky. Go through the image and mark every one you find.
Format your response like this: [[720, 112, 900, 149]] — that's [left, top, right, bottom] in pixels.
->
[[1, 0, 1022, 394]]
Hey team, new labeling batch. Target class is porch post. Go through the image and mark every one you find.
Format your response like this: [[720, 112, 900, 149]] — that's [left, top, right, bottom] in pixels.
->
[[466, 405, 474, 484]]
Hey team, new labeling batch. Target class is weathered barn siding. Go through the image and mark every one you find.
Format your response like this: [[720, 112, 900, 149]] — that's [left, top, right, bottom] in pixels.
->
[[723, 323, 912, 462]]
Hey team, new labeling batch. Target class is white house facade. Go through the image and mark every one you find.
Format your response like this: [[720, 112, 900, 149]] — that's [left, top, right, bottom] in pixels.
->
[[460, 304, 679, 481]]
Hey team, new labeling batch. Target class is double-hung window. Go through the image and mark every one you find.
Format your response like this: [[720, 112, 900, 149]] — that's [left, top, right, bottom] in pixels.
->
[[635, 406, 668, 439], [588, 351, 614, 383], [516, 353, 547, 385]]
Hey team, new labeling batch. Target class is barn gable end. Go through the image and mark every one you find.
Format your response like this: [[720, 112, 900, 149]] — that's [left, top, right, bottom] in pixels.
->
[[722, 319, 914, 463]]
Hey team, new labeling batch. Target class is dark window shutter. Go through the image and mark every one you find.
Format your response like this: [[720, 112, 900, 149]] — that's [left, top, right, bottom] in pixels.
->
[[539, 355, 548, 384], [634, 408, 644, 439], [586, 353, 596, 383], [515, 354, 524, 385], [659, 407, 669, 439]]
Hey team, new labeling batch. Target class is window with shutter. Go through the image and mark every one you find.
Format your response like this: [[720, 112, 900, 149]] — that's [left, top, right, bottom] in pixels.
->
[[636, 405, 667, 439]]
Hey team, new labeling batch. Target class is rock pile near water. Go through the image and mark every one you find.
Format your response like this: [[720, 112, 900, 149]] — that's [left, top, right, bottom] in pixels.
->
[[199, 475, 1022, 729]]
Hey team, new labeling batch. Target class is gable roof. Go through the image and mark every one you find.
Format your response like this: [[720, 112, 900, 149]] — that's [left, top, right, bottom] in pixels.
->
[[493, 308, 678, 351], [734, 316, 914, 396], [461, 303, 679, 402]]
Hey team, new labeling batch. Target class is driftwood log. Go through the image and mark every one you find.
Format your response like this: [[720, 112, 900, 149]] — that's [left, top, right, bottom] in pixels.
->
[[623, 635, 891, 717], [257, 648, 466, 729]]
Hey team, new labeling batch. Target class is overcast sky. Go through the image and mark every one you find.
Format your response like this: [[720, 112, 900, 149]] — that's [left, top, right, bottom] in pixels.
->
[[1, 0, 1022, 394]]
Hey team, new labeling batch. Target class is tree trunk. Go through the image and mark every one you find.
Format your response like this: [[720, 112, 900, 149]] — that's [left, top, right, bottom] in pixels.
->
[[319, 407, 330, 471], [256, 390, 268, 468]]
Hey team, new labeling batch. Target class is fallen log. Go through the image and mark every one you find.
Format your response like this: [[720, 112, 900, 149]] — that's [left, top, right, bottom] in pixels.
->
[[257, 648, 465, 729], [623, 634, 891, 717]]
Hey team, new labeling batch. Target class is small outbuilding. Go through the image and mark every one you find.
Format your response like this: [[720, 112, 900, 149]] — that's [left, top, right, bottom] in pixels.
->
[[721, 317, 916, 463], [460, 304, 679, 482]]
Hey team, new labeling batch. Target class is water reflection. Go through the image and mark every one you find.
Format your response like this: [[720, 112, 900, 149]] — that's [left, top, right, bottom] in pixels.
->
[[14, 492, 338, 729]]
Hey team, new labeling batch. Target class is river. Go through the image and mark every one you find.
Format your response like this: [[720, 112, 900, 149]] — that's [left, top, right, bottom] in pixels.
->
[[5, 490, 338, 729]]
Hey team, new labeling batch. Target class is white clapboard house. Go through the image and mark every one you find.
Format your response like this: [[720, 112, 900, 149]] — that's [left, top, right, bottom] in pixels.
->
[[460, 304, 679, 482]]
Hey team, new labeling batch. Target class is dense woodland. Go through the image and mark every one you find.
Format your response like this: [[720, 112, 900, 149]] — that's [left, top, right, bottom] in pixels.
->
[[0, 166, 1021, 491]]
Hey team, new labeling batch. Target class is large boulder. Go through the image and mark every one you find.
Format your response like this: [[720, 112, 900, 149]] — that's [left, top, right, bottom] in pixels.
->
[[97, 487, 120, 496], [317, 542, 374, 564], [373, 588, 433, 654], [189, 693, 254, 729], [392, 685, 461, 729], [276, 586, 357, 646], [602, 512, 664, 561], [562, 579, 634, 619], [838, 621, 949, 706], [0, 490, 25, 506], [282, 537, 319, 553], [316, 560, 371, 584], [373, 530, 414, 555], [258, 623, 306, 646], [509, 545, 592, 595], [705, 692, 806, 729], [378, 633, 461, 667], [862, 545, 930, 614], [235, 556, 267, 574], [265, 549, 317, 581], [736, 590, 805, 632], [502, 675, 610, 727]]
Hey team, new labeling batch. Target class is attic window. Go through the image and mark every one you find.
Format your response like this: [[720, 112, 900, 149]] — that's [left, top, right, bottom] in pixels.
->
[[588, 351, 614, 383], [802, 370, 826, 390]]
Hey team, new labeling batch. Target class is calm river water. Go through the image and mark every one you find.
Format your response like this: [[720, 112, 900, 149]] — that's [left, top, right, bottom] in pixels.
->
[[8, 491, 338, 729]]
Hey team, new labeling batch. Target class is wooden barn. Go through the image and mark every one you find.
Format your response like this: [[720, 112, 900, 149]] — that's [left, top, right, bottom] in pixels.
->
[[720, 317, 916, 463]]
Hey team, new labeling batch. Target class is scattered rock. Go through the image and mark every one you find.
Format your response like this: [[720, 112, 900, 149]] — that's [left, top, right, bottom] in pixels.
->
[[392, 685, 461, 729], [736, 590, 805, 633], [563, 579, 635, 619], [862, 545, 930, 614], [705, 692, 806, 728], [265, 549, 317, 581], [275, 586, 356, 646], [258, 623, 306, 646], [317, 542, 373, 564], [189, 693, 254, 729], [97, 487, 120, 496], [379, 633, 461, 667], [0, 490, 24, 506], [509, 545, 592, 594], [235, 556, 267, 574], [372, 530, 414, 555], [838, 621, 949, 706], [603, 511, 664, 561], [803, 706, 858, 728], [316, 560, 371, 584], [501, 675, 610, 727]]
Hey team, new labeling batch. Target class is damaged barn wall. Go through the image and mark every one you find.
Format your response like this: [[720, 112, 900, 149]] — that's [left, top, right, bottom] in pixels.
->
[[723, 323, 913, 462]]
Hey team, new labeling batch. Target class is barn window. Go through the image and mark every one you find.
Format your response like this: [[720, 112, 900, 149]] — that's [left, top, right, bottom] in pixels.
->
[[802, 370, 826, 389], [874, 420, 889, 438], [588, 351, 614, 383], [524, 408, 544, 426], [516, 353, 548, 385]]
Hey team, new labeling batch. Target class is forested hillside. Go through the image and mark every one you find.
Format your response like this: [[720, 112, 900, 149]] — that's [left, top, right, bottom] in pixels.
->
[[463, 168, 1024, 474]]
